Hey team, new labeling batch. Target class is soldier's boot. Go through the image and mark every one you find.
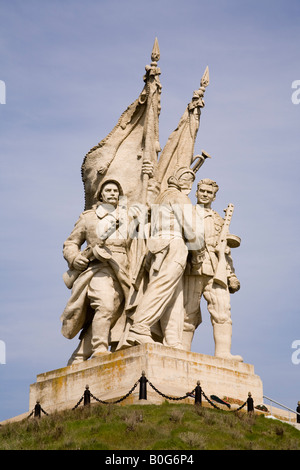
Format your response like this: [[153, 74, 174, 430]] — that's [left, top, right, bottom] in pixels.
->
[[67, 326, 93, 365], [91, 313, 112, 357], [213, 322, 243, 362], [126, 323, 156, 346]]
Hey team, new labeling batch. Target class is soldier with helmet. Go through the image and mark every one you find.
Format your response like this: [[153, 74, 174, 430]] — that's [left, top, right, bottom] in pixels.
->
[[61, 179, 131, 364], [124, 167, 204, 349]]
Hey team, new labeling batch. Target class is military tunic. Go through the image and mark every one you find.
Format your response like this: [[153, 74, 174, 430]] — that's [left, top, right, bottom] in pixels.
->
[[183, 207, 237, 350], [127, 187, 203, 348], [61, 203, 130, 363]]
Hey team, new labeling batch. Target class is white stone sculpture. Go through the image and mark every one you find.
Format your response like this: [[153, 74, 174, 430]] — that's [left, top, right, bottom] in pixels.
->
[[61, 39, 242, 364]]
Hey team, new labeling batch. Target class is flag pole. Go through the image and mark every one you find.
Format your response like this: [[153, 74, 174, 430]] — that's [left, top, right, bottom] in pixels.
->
[[132, 38, 162, 289]]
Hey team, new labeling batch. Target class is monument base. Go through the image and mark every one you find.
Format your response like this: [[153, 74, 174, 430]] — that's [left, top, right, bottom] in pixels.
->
[[29, 344, 263, 413]]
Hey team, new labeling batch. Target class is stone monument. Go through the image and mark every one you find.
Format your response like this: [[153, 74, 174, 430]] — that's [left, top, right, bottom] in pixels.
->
[[29, 39, 263, 413]]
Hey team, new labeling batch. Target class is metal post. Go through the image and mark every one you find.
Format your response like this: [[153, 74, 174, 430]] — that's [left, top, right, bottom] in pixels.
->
[[84, 385, 91, 406], [34, 401, 42, 418], [194, 381, 202, 406], [247, 392, 254, 413], [139, 371, 147, 400]]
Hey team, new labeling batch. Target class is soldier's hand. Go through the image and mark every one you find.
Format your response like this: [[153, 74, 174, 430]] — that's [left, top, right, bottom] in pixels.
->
[[128, 203, 144, 219], [190, 250, 205, 274], [73, 254, 89, 271], [142, 160, 154, 178], [228, 275, 240, 293], [97, 164, 109, 174]]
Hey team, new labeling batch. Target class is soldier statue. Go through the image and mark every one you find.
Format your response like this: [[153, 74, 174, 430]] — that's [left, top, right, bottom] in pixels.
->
[[61, 179, 131, 364], [183, 178, 242, 361], [124, 167, 204, 349]]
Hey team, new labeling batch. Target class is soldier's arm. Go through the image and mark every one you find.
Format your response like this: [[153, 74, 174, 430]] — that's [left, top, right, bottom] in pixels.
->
[[226, 251, 240, 293], [214, 210, 240, 292], [63, 213, 87, 268], [172, 195, 204, 252]]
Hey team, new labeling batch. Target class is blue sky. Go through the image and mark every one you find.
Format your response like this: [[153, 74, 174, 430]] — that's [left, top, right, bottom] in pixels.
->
[[0, 0, 299, 421]]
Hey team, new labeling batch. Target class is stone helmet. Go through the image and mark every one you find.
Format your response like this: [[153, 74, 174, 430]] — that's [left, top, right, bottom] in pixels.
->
[[96, 178, 124, 202], [167, 166, 195, 189]]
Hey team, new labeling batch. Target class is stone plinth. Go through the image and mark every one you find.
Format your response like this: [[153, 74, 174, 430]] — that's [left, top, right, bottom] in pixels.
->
[[29, 344, 263, 413]]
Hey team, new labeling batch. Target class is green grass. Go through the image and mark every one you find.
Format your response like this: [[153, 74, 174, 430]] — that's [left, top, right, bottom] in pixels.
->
[[1, 402, 299, 450]]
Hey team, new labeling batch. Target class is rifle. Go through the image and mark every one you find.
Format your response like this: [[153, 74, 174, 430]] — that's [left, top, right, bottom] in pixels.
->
[[213, 203, 234, 288]]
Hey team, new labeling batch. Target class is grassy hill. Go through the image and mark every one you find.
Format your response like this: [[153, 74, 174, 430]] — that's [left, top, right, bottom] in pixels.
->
[[0, 402, 299, 450]]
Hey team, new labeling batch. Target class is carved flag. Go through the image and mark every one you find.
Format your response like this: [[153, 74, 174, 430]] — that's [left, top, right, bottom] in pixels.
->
[[81, 38, 162, 210], [155, 66, 210, 194]]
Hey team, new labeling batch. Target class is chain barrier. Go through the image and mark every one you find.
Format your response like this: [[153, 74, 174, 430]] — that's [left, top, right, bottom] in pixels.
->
[[71, 381, 139, 409], [27, 372, 251, 418], [72, 395, 84, 410], [89, 381, 139, 405], [27, 402, 49, 419], [201, 390, 220, 409], [201, 390, 247, 411], [147, 379, 195, 401], [231, 400, 247, 411]]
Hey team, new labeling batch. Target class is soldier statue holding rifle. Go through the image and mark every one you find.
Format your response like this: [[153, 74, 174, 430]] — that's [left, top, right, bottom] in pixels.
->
[[183, 178, 243, 361]]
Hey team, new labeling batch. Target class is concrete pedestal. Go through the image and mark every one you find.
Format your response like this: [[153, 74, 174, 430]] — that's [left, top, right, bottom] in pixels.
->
[[29, 344, 263, 413]]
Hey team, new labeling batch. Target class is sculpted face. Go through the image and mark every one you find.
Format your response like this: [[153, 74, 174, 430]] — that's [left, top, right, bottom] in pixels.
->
[[101, 183, 120, 206], [196, 183, 216, 207], [178, 173, 194, 195]]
